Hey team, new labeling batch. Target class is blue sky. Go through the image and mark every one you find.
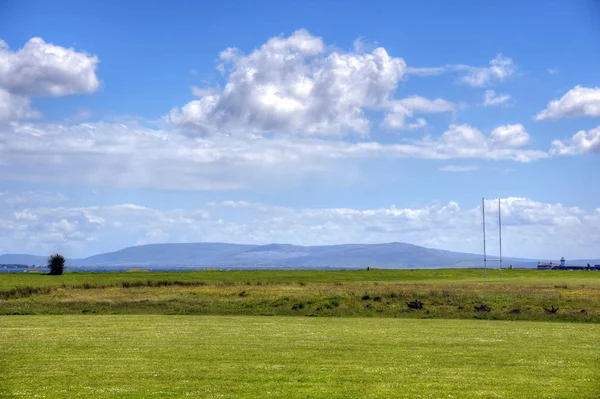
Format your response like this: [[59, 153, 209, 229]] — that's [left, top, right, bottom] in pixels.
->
[[0, 0, 599, 259]]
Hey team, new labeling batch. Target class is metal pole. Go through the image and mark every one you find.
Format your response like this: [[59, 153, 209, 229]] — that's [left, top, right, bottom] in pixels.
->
[[482, 198, 487, 283], [499, 199, 503, 282]]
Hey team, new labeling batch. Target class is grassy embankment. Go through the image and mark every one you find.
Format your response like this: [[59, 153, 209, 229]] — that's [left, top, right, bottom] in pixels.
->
[[1, 269, 599, 321], [1, 315, 598, 398]]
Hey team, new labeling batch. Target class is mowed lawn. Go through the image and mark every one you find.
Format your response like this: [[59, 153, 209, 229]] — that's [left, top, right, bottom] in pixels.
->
[[1, 316, 598, 398]]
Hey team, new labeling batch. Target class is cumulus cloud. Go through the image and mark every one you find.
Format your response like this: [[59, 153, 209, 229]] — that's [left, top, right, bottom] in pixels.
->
[[0, 88, 41, 121], [550, 125, 600, 155], [0, 120, 549, 190], [171, 33, 514, 136], [440, 124, 486, 148], [1, 196, 598, 259], [483, 90, 513, 107], [0, 37, 99, 96], [169, 29, 410, 136], [0, 37, 99, 121], [535, 86, 600, 120], [488, 124, 530, 148], [406, 54, 516, 87]]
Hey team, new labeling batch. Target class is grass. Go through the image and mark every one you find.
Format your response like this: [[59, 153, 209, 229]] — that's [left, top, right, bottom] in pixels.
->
[[2, 270, 598, 397], [1, 315, 598, 398], [3, 268, 600, 289], [1, 269, 599, 322]]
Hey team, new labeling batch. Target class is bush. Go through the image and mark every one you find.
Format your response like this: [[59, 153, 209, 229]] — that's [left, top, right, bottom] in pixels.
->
[[325, 299, 340, 309], [406, 299, 424, 310], [47, 253, 65, 275], [474, 304, 491, 312], [544, 305, 559, 314]]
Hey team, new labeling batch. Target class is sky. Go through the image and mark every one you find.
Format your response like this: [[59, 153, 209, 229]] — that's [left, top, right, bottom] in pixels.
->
[[0, 0, 599, 260]]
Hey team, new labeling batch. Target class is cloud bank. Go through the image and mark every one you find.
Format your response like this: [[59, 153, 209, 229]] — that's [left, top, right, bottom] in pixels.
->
[[1, 194, 597, 259]]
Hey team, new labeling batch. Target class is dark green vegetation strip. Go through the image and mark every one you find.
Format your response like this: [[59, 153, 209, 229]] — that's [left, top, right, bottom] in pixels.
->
[[1, 270, 599, 322], [1, 316, 598, 398]]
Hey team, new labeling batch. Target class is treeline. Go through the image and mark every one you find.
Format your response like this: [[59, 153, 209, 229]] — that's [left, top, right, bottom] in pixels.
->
[[0, 264, 43, 269]]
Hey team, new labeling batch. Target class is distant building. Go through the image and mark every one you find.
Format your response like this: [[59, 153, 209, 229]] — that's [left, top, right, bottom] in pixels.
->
[[537, 261, 555, 270], [538, 257, 600, 271]]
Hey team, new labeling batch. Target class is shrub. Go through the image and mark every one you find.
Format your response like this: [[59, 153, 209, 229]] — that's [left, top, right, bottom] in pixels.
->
[[406, 299, 424, 310], [291, 302, 305, 311], [325, 299, 340, 309], [47, 253, 65, 275], [544, 305, 559, 314], [361, 294, 371, 301], [474, 304, 491, 312]]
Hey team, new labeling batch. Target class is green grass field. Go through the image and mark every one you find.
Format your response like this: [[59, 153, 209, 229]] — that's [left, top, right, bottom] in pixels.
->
[[1, 316, 598, 398], [2, 270, 599, 398], [3, 268, 600, 289], [1, 269, 599, 322]]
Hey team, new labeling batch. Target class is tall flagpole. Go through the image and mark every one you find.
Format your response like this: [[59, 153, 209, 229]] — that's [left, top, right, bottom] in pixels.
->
[[499, 199, 503, 282], [482, 198, 487, 283]]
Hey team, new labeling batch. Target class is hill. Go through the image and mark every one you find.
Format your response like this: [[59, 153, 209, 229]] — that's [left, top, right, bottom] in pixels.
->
[[0, 241, 547, 270]]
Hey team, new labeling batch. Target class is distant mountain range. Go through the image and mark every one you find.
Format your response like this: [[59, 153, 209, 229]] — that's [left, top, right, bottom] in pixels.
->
[[1, 242, 598, 270]]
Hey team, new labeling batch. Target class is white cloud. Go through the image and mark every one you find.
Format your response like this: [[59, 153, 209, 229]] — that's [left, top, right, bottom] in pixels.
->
[[550, 125, 600, 155], [383, 96, 454, 130], [0, 37, 100, 121], [0, 37, 99, 97], [169, 29, 408, 137], [488, 124, 530, 148], [404, 66, 447, 76], [548, 68, 559, 75], [483, 90, 513, 107], [0, 88, 41, 121], [406, 54, 516, 87], [1, 197, 598, 259], [459, 54, 515, 87], [393, 96, 456, 113], [171, 34, 507, 137], [439, 165, 479, 172], [441, 124, 486, 148], [535, 86, 600, 120], [0, 120, 549, 191]]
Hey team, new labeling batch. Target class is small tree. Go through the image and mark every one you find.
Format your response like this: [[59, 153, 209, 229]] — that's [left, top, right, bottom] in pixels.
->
[[47, 253, 65, 275]]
